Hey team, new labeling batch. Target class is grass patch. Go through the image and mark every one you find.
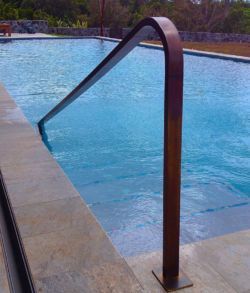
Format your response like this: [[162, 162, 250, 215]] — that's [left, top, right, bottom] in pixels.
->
[[146, 41, 250, 57]]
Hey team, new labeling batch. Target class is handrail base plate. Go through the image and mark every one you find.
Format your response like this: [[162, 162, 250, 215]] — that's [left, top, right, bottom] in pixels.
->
[[152, 268, 193, 292]]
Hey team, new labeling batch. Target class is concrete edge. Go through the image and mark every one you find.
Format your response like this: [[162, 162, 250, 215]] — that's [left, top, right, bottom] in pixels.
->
[[96, 36, 250, 63], [0, 36, 96, 41], [1, 34, 249, 63], [183, 48, 250, 63]]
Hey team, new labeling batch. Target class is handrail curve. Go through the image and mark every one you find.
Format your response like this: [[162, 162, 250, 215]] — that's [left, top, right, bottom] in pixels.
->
[[38, 17, 192, 291], [38, 17, 182, 132]]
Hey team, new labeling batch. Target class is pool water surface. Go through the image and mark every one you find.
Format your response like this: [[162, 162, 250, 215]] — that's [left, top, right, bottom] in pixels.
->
[[0, 39, 249, 256]]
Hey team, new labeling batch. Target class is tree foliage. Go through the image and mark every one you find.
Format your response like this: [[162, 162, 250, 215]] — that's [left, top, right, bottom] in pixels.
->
[[0, 0, 249, 33]]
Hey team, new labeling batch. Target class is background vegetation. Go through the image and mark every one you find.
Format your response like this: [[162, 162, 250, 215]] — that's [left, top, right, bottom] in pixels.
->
[[0, 0, 249, 33]]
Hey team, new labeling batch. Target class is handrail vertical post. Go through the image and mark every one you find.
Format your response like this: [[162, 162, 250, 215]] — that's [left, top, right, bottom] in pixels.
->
[[164, 67, 183, 278], [152, 30, 193, 291]]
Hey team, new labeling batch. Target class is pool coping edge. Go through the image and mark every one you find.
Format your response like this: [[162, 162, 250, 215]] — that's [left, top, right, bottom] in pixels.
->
[[1, 34, 249, 63], [0, 83, 143, 292]]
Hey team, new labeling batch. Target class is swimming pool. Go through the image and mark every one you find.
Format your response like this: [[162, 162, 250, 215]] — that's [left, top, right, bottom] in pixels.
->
[[0, 38, 249, 256]]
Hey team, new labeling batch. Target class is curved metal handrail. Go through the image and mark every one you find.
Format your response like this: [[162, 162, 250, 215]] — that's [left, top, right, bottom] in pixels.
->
[[38, 17, 182, 132], [38, 17, 192, 291]]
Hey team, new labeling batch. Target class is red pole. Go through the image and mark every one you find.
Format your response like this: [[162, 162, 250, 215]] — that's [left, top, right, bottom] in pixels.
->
[[99, 0, 105, 36]]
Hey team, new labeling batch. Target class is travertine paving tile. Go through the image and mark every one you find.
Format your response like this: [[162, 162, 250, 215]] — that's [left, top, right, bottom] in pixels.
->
[[0, 139, 53, 167], [0, 238, 10, 293], [35, 271, 93, 293], [0, 92, 34, 136], [36, 261, 143, 293], [1, 160, 64, 184], [14, 197, 91, 238], [0, 116, 39, 144], [0, 130, 39, 146], [127, 231, 250, 293], [0, 107, 29, 125], [23, 225, 127, 279], [79, 261, 143, 293], [127, 250, 237, 293], [5, 175, 79, 207], [0, 101, 17, 109], [180, 245, 237, 293], [0, 123, 35, 138], [188, 230, 250, 293]]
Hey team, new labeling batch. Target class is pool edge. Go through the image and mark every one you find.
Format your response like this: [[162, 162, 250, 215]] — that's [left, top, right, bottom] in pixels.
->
[[97, 36, 250, 63], [1, 34, 249, 63], [0, 83, 143, 292], [126, 229, 250, 292]]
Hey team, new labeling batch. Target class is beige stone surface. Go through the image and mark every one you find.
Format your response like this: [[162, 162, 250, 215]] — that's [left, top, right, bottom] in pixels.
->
[[36, 263, 143, 293], [187, 230, 250, 293], [0, 83, 143, 292], [127, 230, 250, 293], [2, 160, 65, 184], [14, 197, 92, 238], [5, 174, 79, 207], [23, 225, 119, 279], [0, 137, 53, 167], [0, 123, 35, 139], [0, 237, 10, 293]]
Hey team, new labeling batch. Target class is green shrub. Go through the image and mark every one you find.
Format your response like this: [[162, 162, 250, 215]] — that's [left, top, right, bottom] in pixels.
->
[[2, 3, 19, 20], [18, 7, 33, 19], [0, 0, 249, 34], [72, 19, 88, 28]]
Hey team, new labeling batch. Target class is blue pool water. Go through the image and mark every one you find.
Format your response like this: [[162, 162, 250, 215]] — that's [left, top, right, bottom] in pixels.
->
[[0, 39, 250, 256]]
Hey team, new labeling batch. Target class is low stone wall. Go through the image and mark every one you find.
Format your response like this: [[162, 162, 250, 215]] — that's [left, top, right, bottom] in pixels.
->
[[0, 20, 249, 42], [180, 31, 250, 43], [0, 20, 48, 34], [48, 27, 110, 37], [122, 28, 250, 43]]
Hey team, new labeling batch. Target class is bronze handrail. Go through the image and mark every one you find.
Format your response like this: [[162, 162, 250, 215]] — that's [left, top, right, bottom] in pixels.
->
[[38, 17, 192, 291]]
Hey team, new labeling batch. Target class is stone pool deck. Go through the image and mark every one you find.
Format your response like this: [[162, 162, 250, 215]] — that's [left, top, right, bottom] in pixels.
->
[[0, 83, 142, 292], [127, 229, 250, 292], [0, 84, 250, 292]]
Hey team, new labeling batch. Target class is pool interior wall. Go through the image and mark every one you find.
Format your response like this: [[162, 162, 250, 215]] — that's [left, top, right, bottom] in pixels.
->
[[0, 38, 249, 256]]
